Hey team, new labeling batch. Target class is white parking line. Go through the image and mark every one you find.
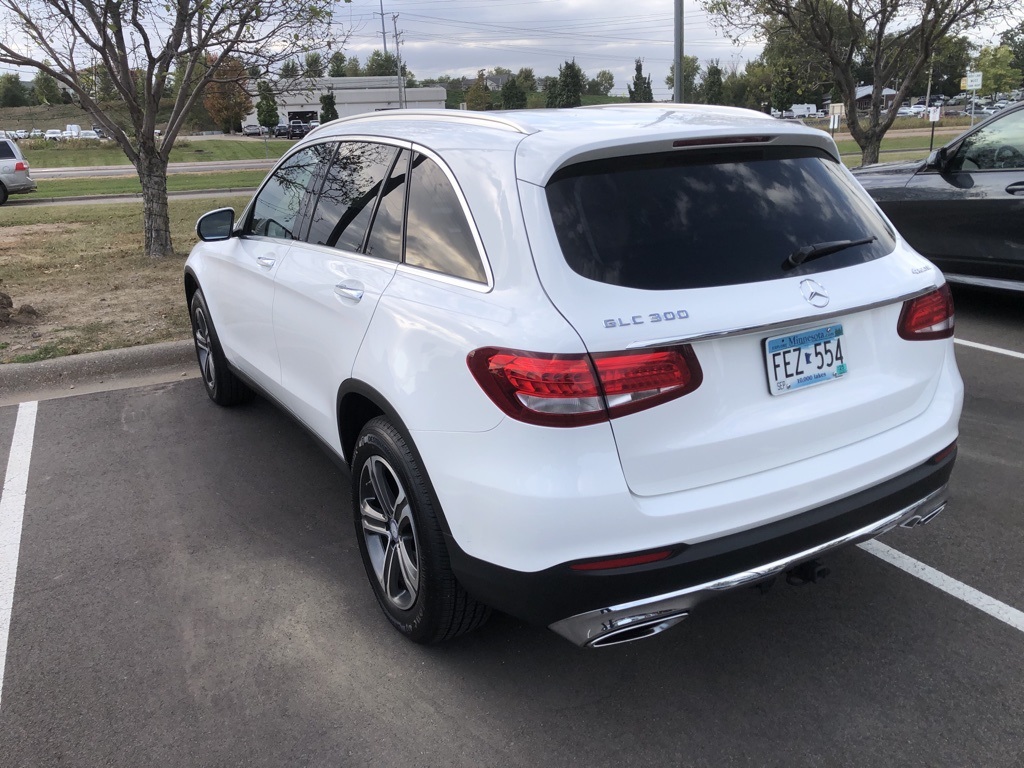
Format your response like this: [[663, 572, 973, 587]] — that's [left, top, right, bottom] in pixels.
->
[[0, 400, 37, 711], [955, 338, 1024, 360], [859, 539, 1024, 634]]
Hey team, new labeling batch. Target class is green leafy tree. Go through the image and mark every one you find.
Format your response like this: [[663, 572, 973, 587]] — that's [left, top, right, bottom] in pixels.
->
[[1001, 21, 1024, 82], [548, 59, 584, 107], [328, 51, 349, 77], [500, 76, 527, 109], [490, 66, 514, 78], [697, 59, 725, 104], [975, 45, 1019, 99], [256, 81, 279, 130], [280, 59, 300, 79], [539, 75, 558, 94], [666, 56, 701, 101], [702, 0, 1019, 165], [516, 67, 537, 92], [0, 73, 28, 106], [304, 52, 325, 78], [907, 36, 975, 98], [587, 69, 615, 96], [33, 69, 62, 104], [319, 91, 338, 122], [365, 50, 400, 76], [466, 69, 491, 110], [627, 58, 653, 102]]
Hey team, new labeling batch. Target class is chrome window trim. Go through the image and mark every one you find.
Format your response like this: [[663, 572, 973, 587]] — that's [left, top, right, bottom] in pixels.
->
[[627, 285, 936, 349]]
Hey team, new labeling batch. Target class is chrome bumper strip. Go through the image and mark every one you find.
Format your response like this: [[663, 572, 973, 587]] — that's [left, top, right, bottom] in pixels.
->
[[549, 484, 949, 648]]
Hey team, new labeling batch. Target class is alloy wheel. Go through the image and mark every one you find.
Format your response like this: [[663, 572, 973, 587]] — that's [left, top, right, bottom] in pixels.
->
[[359, 455, 420, 610]]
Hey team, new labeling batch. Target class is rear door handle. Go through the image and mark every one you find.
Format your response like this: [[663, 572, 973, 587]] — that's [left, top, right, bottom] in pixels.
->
[[1006, 182, 1024, 196], [334, 281, 364, 302], [256, 256, 276, 268]]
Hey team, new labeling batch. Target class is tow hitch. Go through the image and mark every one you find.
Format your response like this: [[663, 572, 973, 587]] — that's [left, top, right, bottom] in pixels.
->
[[785, 559, 831, 586]]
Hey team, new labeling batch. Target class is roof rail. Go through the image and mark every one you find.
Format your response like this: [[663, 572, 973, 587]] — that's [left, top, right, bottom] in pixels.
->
[[312, 109, 535, 136]]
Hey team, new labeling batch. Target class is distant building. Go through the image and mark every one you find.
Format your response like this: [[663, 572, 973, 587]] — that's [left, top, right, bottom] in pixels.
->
[[457, 74, 512, 92], [247, 76, 447, 126], [854, 86, 898, 111]]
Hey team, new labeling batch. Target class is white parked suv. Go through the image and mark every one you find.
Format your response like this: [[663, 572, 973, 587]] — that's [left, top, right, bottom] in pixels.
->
[[184, 106, 962, 647]]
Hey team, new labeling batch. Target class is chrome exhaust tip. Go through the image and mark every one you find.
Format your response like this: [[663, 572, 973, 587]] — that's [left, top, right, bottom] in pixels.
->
[[586, 610, 689, 648], [899, 502, 946, 529]]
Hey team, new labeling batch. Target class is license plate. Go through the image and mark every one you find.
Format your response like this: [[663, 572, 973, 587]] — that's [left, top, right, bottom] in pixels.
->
[[765, 324, 848, 396]]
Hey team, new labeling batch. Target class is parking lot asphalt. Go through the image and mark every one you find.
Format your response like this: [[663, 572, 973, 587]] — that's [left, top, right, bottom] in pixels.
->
[[0, 285, 1022, 767]]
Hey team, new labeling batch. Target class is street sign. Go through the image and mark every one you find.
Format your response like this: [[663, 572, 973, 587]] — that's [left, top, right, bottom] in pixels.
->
[[966, 71, 983, 90], [830, 113, 841, 131], [929, 107, 941, 122]]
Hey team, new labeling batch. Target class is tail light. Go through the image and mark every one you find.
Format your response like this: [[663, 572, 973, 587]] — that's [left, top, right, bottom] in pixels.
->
[[14, 161, 27, 172], [898, 284, 954, 340], [467, 345, 703, 427]]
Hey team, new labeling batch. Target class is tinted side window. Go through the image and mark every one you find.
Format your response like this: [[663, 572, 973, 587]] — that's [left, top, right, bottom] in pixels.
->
[[404, 153, 486, 283], [0, 141, 15, 159], [546, 148, 896, 290], [365, 150, 408, 262], [306, 142, 398, 252], [950, 109, 1024, 171], [248, 144, 334, 240]]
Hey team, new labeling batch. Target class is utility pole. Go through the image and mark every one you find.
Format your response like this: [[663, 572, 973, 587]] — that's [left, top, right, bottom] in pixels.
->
[[378, 0, 388, 54], [673, 0, 684, 102], [392, 14, 405, 108]]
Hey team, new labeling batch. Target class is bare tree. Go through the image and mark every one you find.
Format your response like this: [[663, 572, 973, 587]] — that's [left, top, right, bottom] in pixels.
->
[[0, 0, 349, 257], [703, 0, 1019, 164]]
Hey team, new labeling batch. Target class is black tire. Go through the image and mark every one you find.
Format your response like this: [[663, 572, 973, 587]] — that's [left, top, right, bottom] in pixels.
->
[[0, 183, 8, 206], [352, 416, 490, 644], [189, 289, 253, 406]]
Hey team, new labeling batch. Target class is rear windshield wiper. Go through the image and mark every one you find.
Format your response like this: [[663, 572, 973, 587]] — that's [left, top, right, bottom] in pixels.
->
[[784, 235, 877, 269]]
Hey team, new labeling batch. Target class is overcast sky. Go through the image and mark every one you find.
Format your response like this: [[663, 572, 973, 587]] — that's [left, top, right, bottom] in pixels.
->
[[336, 0, 763, 98]]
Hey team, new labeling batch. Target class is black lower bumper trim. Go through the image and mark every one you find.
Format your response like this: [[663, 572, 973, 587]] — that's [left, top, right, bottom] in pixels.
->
[[446, 449, 956, 627]]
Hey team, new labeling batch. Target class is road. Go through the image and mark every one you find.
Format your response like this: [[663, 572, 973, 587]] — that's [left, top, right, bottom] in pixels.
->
[[0, 286, 1022, 767]]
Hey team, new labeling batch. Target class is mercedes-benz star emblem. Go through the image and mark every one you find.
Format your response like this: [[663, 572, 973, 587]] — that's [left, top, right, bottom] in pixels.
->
[[799, 279, 830, 308]]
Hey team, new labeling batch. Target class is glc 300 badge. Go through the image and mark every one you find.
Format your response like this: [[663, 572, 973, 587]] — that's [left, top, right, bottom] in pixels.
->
[[604, 310, 689, 328]]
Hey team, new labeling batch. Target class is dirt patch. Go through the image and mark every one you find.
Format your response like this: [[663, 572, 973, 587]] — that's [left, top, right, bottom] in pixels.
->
[[0, 198, 244, 363]]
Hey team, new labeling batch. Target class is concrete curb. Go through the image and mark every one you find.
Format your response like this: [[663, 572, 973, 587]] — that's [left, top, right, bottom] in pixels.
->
[[0, 340, 197, 405]]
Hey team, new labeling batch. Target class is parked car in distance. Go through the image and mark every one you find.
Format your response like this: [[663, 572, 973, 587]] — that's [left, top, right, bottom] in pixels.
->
[[242, 124, 261, 137], [854, 100, 1024, 292], [288, 120, 308, 139], [185, 106, 962, 648], [29, 128, 43, 138], [44, 129, 62, 141], [77, 129, 101, 140], [273, 124, 290, 138], [0, 137, 37, 205]]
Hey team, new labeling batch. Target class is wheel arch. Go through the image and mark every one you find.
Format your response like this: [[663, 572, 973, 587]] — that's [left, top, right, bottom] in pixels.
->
[[337, 379, 453, 536], [183, 266, 200, 306]]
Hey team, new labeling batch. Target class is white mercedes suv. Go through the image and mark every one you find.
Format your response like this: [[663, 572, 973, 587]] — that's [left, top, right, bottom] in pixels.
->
[[184, 106, 962, 648]]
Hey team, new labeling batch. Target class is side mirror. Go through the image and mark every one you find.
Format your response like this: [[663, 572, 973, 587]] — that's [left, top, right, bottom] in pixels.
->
[[196, 208, 236, 242], [926, 147, 948, 173]]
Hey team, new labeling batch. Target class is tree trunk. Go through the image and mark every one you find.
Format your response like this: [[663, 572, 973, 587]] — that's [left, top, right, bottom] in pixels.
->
[[859, 139, 882, 166], [137, 146, 175, 259]]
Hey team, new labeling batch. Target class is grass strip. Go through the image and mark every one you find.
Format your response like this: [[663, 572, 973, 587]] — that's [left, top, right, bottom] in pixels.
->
[[21, 138, 291, 168], [0, 196, 250, 364], [23, 170, 266, 199]]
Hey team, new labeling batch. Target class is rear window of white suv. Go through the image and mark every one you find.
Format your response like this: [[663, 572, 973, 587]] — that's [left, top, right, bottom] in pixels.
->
[[546, 146, 895, 290]]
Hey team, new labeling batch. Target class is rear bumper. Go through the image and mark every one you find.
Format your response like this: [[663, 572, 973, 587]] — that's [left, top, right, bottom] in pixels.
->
[[446, 446, 955, 646], [6, 175, 36, 194]]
